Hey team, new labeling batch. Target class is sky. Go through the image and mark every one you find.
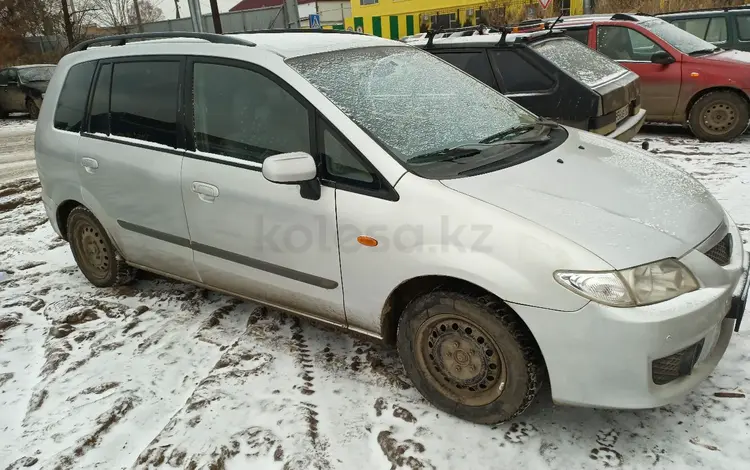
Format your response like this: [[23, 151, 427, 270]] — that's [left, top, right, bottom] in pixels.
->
[[154, 0, 244, 21]]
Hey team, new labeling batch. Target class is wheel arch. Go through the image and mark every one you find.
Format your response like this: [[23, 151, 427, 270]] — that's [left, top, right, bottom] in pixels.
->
[[56, 199, 84, 241], [379, 275, 543, 355], [686, 85, 750, 121]]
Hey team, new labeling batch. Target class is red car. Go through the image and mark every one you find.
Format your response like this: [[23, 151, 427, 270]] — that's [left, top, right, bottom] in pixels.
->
[[529, 13, 750, 141]]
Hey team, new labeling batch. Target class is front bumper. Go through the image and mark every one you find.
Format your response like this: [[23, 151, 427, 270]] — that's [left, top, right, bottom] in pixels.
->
[[515, 247, 748, 410], [607, 108, 647, 142]]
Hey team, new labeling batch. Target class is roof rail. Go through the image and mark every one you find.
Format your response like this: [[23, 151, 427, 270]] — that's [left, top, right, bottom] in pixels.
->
[[233, 28, 363, 35], [658, 4, 750, 15], [610, 13, 640, 21], [70, 32, 255, 52]]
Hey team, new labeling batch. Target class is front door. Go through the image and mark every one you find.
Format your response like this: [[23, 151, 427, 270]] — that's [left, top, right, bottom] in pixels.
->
[[180, 57, 345, 325], [595, 25, 682, 121], [78, 57, 198, 282]]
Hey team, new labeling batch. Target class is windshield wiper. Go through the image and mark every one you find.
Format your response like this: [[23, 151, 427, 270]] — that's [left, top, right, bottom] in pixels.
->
[[689, 48, 718, 56], [408, 147, 481, 164], [479, 119, 559, 145]]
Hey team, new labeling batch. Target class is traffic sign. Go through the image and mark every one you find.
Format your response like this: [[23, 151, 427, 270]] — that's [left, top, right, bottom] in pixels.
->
[[539, 0, 552, 9], [309, 14, 322, 29]]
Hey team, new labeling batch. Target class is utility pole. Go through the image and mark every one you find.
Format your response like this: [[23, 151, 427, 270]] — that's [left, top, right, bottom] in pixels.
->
[[209, 0, 222, 33], [175, 0, 181, 19], [61, 0, 75, 46], [133, 0, 144, 32], [186, 0, 205, 32], [283, 0, 300, 29]]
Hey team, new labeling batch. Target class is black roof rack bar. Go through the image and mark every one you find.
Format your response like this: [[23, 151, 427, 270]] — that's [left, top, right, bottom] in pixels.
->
[[659, 4, 750, 15], [424, 27, 443, 47], [610, 13, 640, 21], [70, 31, 256, 52], [231, 28, 363, 35]]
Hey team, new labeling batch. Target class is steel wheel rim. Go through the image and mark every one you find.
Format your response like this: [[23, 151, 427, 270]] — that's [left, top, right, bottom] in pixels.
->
[[74, 222, 110, 279], [700, 101, 737, 135], [415, 314, 508, 406]]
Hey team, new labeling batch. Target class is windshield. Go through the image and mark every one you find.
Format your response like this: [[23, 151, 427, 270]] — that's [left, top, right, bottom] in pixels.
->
[[286, 46, 538, 164], [18, 66, 55, 83], [639, 18, 717, 54], [532, 37, 626, 88]]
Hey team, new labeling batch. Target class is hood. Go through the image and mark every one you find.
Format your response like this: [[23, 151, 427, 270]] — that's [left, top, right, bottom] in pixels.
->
[[22, 81, 48, 93], [699, 48, 750, 65], [440, 128, 724, 269]]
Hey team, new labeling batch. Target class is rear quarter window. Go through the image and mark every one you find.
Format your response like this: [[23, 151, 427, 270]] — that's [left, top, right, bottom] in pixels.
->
[[54, 61, 96, 132]]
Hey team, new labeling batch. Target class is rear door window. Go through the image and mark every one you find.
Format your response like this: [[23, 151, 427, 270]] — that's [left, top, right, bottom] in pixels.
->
[[88, 63, 112, 134], [110, 60, 180, 148], [432, 50, 497, 88], [736, 15, 750, 40], [54, 61, 96, 132], [488, 50, 553, 93], [532, 37, 626, 88]]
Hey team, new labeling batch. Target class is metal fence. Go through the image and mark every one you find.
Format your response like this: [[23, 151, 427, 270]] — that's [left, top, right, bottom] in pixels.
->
[[126, 6, 286, 34]]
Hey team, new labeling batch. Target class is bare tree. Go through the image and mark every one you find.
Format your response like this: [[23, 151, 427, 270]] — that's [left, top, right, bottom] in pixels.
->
[[86, 0, 163, 31], [128, 0, 164, 25]]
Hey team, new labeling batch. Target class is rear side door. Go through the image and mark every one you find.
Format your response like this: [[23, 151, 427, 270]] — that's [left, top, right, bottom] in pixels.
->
[[78, 56, 198, 281], [180, 57, 345, 325], [595, 24, 682, 121]]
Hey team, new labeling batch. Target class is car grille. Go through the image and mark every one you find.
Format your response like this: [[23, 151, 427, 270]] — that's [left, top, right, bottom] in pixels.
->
[[652, 340, 704, 385], [704, 233, 732, 266]]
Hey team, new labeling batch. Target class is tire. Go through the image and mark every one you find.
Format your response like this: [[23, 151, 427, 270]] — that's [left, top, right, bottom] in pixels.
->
[[0, 107, 8, 119], [66, 206, 136, 287], [688, 90, 749, 142], [26, 99, 40, 119], [397, 291, 544, 424]]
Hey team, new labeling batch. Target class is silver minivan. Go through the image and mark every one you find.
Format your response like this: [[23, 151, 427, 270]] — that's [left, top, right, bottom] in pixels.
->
[[35, 31, 749, 424]]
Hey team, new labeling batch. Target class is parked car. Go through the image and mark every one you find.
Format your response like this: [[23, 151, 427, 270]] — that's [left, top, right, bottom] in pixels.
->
[[0, 64, 56, 119], [37, 31, 748, 424], [518, 13, 750, 142], [658, 5, 750, 52], [402, 26, 646, 142]]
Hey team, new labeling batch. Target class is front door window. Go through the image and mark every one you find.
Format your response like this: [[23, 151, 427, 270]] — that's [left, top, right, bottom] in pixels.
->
[[597, 26, 666, 62]]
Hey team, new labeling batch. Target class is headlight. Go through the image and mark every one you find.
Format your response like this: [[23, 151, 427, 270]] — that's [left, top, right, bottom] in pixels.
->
[[41, 93, 45, 99], [554, 258, 699, 307]]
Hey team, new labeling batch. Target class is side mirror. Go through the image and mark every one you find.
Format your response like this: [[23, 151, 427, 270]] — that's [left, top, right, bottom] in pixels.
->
[[262, 152, 317, 184], [262, 152, 321, 201], [651, 51, 675, 65]]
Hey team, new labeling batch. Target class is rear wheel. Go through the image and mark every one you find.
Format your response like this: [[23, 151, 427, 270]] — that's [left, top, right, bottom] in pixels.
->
[[689, 91, 749, 142], [66, 206, 136, 287], [26, 99, 40, 119], [397, 291, 544, 424]]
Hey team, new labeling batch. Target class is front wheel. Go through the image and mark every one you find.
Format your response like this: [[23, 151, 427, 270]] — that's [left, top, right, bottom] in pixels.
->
[[397, 291, 544, 424], [688, 91, 749, 142], [26, 99, 40, 119]]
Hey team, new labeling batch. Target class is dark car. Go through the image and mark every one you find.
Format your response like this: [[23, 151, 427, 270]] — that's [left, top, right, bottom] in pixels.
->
[[402, 26, 645, 142], [0, 64, 56, 119], [526, 13, 750, 141], [658, 5, 750, 52]]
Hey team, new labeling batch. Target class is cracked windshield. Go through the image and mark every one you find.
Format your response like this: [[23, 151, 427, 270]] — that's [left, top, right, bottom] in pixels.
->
[[287, 46, 537, 163]]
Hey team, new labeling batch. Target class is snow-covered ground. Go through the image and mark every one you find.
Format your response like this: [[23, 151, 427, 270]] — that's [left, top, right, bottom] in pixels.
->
[[0, 124, 749, 470]]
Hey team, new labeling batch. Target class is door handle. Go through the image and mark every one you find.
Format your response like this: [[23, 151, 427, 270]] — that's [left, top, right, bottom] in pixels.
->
[[81, 157, 99, 174], [191, 181, 219, 203]]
